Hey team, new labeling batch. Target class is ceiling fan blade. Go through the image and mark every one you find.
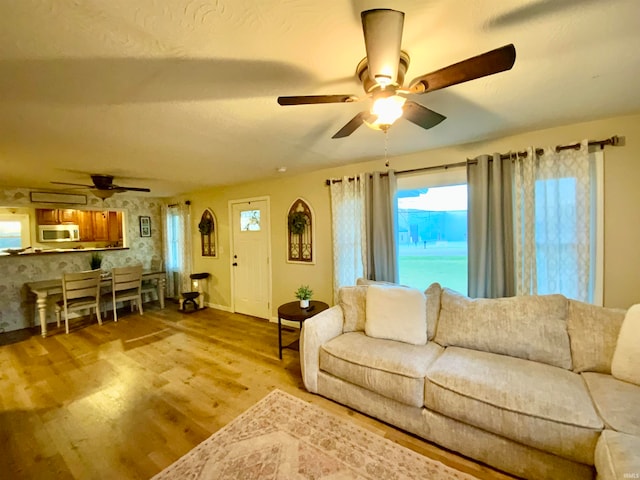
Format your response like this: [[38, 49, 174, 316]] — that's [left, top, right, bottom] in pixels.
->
[[277, 95, 357, 106], [361, 9, 404, 85], [51, 181, 94, 188], [402, 101, 446, 130], [408, 44, 516, 94], [115, 185, 151, 192], [332, 111, 376, 139]]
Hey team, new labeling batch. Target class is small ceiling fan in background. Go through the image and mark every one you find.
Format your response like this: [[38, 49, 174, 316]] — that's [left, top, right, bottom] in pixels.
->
[[52, 174, 151, 199], [277, 8, 516, 138]]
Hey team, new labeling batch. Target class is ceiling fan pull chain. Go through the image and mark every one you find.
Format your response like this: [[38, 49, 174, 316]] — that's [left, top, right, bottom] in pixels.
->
[[384, 129, 390, 167]]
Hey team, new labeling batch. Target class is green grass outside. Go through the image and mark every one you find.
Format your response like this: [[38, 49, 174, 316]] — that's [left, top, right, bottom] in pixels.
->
[[399, 256, 467, 294]]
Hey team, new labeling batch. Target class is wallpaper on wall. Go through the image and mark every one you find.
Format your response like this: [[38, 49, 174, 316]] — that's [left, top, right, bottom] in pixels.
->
[[0, 187, 164, 333]]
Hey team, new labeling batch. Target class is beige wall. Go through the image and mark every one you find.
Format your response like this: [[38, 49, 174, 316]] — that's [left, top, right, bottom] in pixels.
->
[[181, 112, 640, 315]]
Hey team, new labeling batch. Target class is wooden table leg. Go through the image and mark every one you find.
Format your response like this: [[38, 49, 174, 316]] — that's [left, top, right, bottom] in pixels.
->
[[36, 293, 48, 338], [158, 277, 166, 309], [278, 316, 283, 360]]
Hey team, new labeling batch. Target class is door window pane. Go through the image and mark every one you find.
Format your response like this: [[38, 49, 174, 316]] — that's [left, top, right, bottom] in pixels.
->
[[240, 210, 261, 231]]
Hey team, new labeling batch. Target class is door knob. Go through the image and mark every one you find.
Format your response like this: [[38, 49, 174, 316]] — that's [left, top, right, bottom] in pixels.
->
[[232, 262, 238, 266]]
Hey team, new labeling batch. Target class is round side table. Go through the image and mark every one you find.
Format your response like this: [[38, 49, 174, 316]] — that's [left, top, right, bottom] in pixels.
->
[[278, 300, 329, 359]]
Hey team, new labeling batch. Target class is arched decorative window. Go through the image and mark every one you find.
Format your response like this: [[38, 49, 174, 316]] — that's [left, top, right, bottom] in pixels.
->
[[287, 198, 313, 263], [198, 208, 217, 258]]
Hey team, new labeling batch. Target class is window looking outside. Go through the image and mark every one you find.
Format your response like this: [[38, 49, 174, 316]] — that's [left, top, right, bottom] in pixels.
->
[[397, 181, 468, 294], [0, 220, 22, 250], [395, 151, 601, 302], [0, 214, 30, 251], [166, 211, 182, 272]]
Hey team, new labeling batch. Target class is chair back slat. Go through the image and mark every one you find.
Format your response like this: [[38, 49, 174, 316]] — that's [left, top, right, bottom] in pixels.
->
[[112, 266, 143, 292], [116, 280, 141, 290], [62, 270, 101, 300]]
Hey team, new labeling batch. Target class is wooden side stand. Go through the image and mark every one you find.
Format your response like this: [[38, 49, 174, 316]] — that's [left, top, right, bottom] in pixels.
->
[[277, 300, 329, 359]]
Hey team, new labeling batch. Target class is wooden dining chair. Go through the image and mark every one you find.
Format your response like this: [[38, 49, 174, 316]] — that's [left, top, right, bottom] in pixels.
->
[[55, 269, 102, 334], [111, 265, 143, 322]]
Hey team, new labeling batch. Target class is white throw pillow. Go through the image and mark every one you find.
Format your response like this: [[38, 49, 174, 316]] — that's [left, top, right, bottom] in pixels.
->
[[365, 285, 427, 345], [611, 304, 640, 386]]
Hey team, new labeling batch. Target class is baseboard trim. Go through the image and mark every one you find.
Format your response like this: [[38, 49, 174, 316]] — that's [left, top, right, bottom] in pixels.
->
[[206, 302, 233, 312]]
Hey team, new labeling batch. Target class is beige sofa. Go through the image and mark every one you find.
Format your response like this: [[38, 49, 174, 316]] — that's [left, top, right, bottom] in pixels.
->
[[300, 282, 640, 480]]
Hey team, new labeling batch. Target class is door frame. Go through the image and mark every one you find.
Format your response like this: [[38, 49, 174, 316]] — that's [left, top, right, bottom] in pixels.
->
[[228, 196, 272, 316]]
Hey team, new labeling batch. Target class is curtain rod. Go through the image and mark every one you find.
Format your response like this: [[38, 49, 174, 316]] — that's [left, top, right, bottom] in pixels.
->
[[325, 135, 620, 185], [167, 200, 191, 207]]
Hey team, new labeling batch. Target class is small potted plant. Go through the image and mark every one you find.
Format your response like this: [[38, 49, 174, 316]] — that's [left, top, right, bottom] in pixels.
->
[[294, 285, 313, 309], [89, 252, 103, 271]]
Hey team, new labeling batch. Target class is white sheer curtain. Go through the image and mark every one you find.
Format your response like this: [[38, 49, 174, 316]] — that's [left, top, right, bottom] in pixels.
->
[[164, 202, 193, 298], [513, 140, 598, 302], [329, 172, 398, 302], [330, 175, 366, 303]]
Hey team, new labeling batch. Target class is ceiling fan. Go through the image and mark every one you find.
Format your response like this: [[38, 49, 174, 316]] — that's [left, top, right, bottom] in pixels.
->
[[52, 174, 151, 199], [277, 9, 516, 138]]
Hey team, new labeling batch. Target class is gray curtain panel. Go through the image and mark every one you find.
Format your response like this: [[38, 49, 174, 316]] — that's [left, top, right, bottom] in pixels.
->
[[364, 171, 399, 283], [467, 154, 515, 298]]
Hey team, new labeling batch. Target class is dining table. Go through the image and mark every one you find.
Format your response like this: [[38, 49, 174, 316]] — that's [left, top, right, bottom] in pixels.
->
[[26, 270, 166, 338]]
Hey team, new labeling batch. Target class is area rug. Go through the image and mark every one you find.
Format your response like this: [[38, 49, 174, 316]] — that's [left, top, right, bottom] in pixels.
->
[[152, 389, 478, 479]]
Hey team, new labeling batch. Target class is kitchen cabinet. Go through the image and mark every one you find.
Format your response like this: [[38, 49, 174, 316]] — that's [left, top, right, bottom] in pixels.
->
[[36, 209, 58, 225], [36, 208, 79, 225], [58, 209, 78, 224], [77, 210, 94, 241], [92, 211, 109, 241], [107, 211, 122, 242], [37, 208, 123, 243]]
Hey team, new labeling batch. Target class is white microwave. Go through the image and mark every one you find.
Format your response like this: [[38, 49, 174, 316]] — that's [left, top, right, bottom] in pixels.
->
[[38, 224, 80, 242]]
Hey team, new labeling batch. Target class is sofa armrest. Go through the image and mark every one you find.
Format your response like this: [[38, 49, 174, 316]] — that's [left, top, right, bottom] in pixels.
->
[[300, 305, 344, 393]]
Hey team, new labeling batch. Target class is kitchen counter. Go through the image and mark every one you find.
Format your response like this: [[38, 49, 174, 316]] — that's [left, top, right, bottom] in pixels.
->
[[0, 247, 129, 257]]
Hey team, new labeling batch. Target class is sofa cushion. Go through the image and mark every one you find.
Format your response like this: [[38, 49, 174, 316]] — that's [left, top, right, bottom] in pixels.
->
[[365, 285, 427, 345], [350, 281, 442, 341], [582, 372, 640, 436], [320, 332, 443, 407], [338, 286, 367, 333], [595, 430, 640, 480], [425, 282, 441, 341], [425, 347, 602, 464], [611, 304, 640, 386], [567, 299, 625, 374], [434, 289, 572, 369]]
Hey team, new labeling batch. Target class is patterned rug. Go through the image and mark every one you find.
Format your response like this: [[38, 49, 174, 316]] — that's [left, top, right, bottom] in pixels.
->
[[152, 389, 478, 479]]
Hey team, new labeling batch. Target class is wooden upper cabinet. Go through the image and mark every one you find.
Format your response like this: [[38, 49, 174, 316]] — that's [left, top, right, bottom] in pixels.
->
[[36, 208, 79, 225], [107, 211, 121, 242], [92, 211, 109, 241], [58, 209, 78, 224], [77, 210, 94, 241], [36, 209, 60, 225], [36, 208, 124, 243]]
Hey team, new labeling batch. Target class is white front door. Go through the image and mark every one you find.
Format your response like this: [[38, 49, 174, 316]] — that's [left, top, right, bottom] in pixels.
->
[[230, 199, 271, 319]]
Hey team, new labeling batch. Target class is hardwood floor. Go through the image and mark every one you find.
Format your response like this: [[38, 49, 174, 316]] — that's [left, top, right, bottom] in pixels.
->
[[0, 304, 515, 480]]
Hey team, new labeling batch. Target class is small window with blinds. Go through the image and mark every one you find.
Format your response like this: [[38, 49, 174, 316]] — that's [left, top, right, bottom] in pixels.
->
[[287, 198, 313, 264]]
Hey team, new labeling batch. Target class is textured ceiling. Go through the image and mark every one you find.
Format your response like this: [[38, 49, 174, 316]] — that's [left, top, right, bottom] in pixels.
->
[[0, 0, 639, 197]]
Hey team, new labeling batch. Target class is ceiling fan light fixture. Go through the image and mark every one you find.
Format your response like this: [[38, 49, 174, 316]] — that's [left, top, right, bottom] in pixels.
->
[[366, 94, 406, 130], [92, 189, 115, 199]]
